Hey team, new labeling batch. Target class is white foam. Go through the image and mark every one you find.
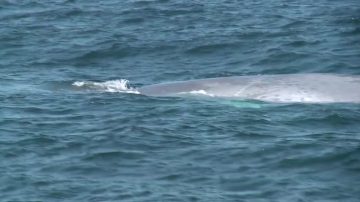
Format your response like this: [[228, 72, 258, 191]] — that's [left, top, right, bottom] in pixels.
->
[[179, 90, 215, 97], [72, 79, 139, 94], [72, 81, 86, 87]]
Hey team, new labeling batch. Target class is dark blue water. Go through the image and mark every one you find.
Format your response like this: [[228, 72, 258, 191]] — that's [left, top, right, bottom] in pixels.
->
[[1, 0, 360, 201]]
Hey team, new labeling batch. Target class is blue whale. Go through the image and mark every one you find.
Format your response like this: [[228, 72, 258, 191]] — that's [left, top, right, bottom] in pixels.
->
[[138, 74, 360, 103]]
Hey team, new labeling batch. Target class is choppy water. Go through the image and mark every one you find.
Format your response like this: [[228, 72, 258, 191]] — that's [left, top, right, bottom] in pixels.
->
[[1, 0, 360, 201]]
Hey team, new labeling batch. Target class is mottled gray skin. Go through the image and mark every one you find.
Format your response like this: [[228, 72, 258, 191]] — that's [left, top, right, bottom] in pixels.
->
[[138, 74, 360, 103]]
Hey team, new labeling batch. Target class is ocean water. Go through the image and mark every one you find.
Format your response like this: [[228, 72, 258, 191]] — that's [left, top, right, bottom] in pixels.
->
[[1, 0, 360, 201]]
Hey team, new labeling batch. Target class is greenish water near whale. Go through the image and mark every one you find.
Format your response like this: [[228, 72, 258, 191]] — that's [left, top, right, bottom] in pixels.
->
[[1, 0, 360, 201]]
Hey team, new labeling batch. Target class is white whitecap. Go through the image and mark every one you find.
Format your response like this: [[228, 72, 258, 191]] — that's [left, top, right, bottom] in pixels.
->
[[72, 79, 139, 94]]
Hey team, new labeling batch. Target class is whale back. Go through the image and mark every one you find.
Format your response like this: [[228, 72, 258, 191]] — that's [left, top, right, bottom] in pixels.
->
[[138, 74, 360, 103]]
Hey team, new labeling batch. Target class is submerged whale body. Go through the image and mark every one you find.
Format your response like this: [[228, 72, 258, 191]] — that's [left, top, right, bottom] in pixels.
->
[[138, 74, 360, 103]]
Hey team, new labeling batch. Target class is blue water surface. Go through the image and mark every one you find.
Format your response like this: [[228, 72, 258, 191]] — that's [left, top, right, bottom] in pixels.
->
[[1, 0, 360, 201]]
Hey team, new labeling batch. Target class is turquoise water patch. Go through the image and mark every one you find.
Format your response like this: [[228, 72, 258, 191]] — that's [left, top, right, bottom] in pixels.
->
[[219, 100, 264, 109]]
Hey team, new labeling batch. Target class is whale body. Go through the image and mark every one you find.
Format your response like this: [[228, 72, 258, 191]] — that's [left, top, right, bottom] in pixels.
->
[[138, 74, 360, 103]]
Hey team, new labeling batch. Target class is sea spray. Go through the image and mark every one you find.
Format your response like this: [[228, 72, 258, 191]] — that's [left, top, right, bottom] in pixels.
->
[[72, 79, 139, 94]]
